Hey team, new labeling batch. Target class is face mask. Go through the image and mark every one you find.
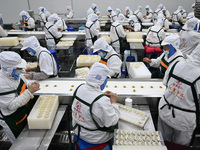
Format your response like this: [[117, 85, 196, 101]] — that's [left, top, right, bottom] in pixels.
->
[[98, 52, 106, 58], [130, 20, 134, 26], [163, 10, 166, 13], [108, 10, 112, 13], [27, 47, 36, 56], [100, 77, 108, 90], [41, 8, 44, 13], [11, 69, 22, 80], [126, 10, 129, 14], [163, 50, 169, 56], [23, 15, 27, 20]]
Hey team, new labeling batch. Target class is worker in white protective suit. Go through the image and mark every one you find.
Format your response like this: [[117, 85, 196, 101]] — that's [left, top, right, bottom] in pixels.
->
[[157, 13, 169, 31], [93, 37, 122, 78], [172, 6, 184, 27], [110, 13, 127, 54], [162, 7, 171, 20], [0, 14, 7, 37], [133, 6, 144, 25], [145, 19, 166, 48], [124, 6, 133, 18], [179, 18, 200, 56], [44, 13, 62, 50], [115, 8, 122, 17], [107, 6, 113, 18], [0, 51, 40, 143], [65, 6, 74, 19], [85, 13, 100, 54], [72, 62, 119, 149], [157, 42, 200, 146], [153, 4, 164, 22], [21, 36, 58, 80], [55, 16, 68, 32], [179, 6, 188, 19], [38, 7, 51, 27], [187, 3, 195, 19], [127, 15, 141, 32], [143, 5, 153, 21], [143, 35, 185, 78], [19, 10, 35, 31], [87, 3, 98, 16]]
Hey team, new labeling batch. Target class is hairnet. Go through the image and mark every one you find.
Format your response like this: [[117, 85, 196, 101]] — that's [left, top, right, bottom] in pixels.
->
[[117, 13, 125, 24], [125, 6, 130, 11], [86, 62, 109, 89], [161, 35, 180, 50], [178, 6, 183, 11], [91, 3, 97, 10], [0, 51, 26, 69], [137, 6, 142, 11], [146, 5, 150, 9], [186, 18, 199, 31], [107, 6, 112, 11], [115, 8, 121, 15], [88, 13, 98, 22], [157, 4, 163, 9], [111, 11, 117, 22], [128, 15, 138, 22], [93, 37, 112, 53], [19, 10, 30, 17], [67, 6, 72, 11], [21, 36, 40, 51], [48, 13, 59, 23]]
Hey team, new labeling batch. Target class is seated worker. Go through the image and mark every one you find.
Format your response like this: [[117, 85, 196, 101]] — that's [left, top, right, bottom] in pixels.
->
[[55, 16, 68, 32], [85, 13, 100, 54], [44, 13, 62, 50], [107, 6, 113, 18], [153, 4, 164, 23], [0, 51, 40, 143], [127, 15, 141, 32], [157, 13, 169, 31], [0, 14, 7, 37], [143, 5, 153, 21], [110, 13, 127, 54], [133, 6, 144, 25], [162, 7, 171, 20], [143, 35, 185, 78], [157, 42, 200, 146], [19, 10, 35, 31], [144, 19, 166, 58], [172, 6, 184, 28], [38, 7, 51, 27], [179, 18, 200, 56], [65, 5, 74, 19], [87, 3, 98, 16], [93, 37, 122, 78], [21, 36, 58, 80], [124, 6, 133, 18], [72, 62, 119, 150]]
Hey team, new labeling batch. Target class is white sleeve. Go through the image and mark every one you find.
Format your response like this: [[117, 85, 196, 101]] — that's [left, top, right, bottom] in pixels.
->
[[117, 25, 126, 38], [107, 55, 122, 77], [49, 25, 62, 39], [94, 98, 120, 128], [0, 26, 7, 37], [27, 18, 35, 29], [159, 29, 166, 41], [146, 12, 153, 19], [90, 24, 99, 36], [39, 52, 55, 75], [163, 20, 169, 30], [67, 11, 74, 18], [41, 13, 47, 23], [150, 53, 164, 68], [134, 23, 141, 32]]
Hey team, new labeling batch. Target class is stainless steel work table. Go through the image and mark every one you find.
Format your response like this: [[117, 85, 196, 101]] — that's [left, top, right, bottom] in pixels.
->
[[9, 105, 67, 150]]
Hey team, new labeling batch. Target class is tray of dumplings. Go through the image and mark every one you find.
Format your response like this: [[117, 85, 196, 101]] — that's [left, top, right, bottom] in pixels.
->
[[117, 103, 149, 128], [112, 145, 168, 150], [114, 129, 165, 147]]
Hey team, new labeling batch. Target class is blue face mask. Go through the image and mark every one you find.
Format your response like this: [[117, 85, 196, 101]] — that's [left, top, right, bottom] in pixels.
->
[[130, 20, 134, 26], [98, 52, 106, 58], [146, 8, 149, 11], [100, 77, 108, 91], [163, 50, 169, 56], [27, 47, 36, 56], [108, 10, 112, 13], [166, 44, 176, 58], [163, 10, 166, 13], [11, 69, 22, 80], [23, 15, 28, 20], [41, 8, 44, 13]]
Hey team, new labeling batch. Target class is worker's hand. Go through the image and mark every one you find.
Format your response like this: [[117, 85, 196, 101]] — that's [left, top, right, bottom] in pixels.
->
[[104, 91, 118, 104], [143, 57, 152, 63], [23, 74, 30, 79], [97, 28, 101, 31], [124, 29, 127, 32], [28, 81, 40, 93], [26, 68, 34, 72], [127, 26, 131, 29], [143, 16, 147, 19], [21, 26, 27, 28]]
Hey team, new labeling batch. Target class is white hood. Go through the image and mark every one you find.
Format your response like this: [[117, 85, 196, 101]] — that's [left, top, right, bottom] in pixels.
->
[[93, 37, 112, 53], [186, 44, 200, 66], [48, 13, 59, 23]]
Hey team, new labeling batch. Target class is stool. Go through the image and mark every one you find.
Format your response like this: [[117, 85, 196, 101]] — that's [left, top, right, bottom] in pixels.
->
[[122, 50, 137, 72]]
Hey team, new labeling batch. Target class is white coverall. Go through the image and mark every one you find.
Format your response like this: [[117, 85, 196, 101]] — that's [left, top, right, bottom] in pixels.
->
[[110, 14, 126, 54], [157, 13, 169, 31], [145, 5, 153, 20], [19, 10, 35, 30], [0, 25, 7, 37], [125, 6, 133, 18], [21, 36, 57, 80], [38, 7, 50, 27], [158, 48, 200, 145], [163, 7, 171, 20], [66, 6, 74, 19], [85, 14, 99, 54], [0, 52, 34, 143], [133, 6, 144, 23], [153, 4, 164, 22], [72, 62, 119, 144], [55, 17, 68, 31], [145, 23, 166, 47], [179, 18, 200, 56], [44, 13, 62, 50], [172, 7, 183, 26], [128, 15, 141, 32]]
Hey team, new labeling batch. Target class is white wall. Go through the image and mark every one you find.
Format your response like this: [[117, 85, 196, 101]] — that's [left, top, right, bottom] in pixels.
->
[[0, 0, 195, 24]]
